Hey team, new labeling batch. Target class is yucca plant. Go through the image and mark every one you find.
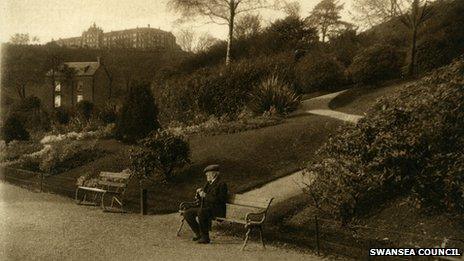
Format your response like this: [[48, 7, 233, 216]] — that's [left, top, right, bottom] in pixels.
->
[[248, 76, 301, 115]]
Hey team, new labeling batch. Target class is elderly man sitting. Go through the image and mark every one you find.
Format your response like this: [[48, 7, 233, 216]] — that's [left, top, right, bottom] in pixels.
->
[[183, 164, 228, 244]]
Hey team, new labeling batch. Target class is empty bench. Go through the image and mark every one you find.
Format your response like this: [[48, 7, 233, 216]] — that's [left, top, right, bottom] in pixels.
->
[[75, 170, 132, 212], [177, 194, 274, 250]]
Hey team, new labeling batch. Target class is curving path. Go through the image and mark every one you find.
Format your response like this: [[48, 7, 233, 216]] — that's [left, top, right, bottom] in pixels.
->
[[239, 90, 363, 203], [299, 90, 364, 124]]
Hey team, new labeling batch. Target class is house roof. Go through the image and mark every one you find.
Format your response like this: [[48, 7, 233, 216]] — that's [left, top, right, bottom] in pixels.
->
[[46, 61, 100, 77]]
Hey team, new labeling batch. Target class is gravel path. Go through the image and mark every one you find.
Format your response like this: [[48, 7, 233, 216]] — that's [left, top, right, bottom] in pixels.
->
[[0, 182, 325, 261], [241, 170, 308, 204], [298, 90, 364, 123], [243, 90, 363, 204]]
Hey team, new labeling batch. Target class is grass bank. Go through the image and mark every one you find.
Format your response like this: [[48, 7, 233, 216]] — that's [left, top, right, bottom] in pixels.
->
[[42, 114, 341, 214]]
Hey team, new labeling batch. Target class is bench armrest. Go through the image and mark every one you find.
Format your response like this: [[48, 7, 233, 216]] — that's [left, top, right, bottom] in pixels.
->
[[245, 211, 267, 225], [179, 200, 200, 211]]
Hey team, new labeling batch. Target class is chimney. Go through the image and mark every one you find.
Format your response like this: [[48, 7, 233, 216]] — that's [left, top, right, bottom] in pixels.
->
[[148, 24, 150, 28]]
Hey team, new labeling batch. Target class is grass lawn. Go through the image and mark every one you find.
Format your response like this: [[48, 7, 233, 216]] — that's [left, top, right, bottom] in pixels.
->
[[329, 80, 410, 115], [49, 114, 342, 214]]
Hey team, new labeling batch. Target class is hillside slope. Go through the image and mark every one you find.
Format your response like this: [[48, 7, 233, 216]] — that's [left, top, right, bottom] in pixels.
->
[[287, 57, 464, 253]]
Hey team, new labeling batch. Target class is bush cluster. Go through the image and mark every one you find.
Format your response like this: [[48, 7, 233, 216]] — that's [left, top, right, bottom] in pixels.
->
[[348, 44, 403, 85], [155, 55, 296, 124], [130, 130, 190, 182], [307, 58, 464, 223], [295, 51, 346, 93], [1, 115, 30, 144], [116, 82, 160, 143]]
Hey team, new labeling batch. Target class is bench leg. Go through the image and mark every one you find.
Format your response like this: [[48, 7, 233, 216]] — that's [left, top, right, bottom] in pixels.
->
[[241, 227, 252, 251], [75, 189, 81, 204], [259, 226, 265, 249], [177, 216, 185, 237]]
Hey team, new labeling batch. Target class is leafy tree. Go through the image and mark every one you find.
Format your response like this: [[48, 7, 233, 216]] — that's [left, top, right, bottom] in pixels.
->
[[130, 131, 190, 182], [307, 0, 348, 43], [2, 45, 43, 100], [264, 16, 319, 53], [9, 33, 30, 45], [283, 1, 302, 17], [353, 0, 434, 76], [348, 44, 403, 85], [169, 0, 281, 65], [1, 115, 30, 144], [116, 82, 160, 143]]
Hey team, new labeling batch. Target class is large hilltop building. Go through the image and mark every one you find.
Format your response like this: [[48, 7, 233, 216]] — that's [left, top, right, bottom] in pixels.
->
[[55, 23, 179, 50]]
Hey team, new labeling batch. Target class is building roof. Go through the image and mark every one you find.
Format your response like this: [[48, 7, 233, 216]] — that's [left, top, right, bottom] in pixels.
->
[[46, 61, 100, 77]]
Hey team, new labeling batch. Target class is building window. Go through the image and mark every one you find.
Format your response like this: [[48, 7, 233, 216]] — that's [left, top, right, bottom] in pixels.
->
[[76, 81, 84, 103], [55, 95, 61, 107], [55, 81, 61, 92]]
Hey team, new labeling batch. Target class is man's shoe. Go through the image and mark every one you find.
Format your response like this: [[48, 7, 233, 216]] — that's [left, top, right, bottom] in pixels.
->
[[192, 235, 201, 241], [197, 237, 210, 244]]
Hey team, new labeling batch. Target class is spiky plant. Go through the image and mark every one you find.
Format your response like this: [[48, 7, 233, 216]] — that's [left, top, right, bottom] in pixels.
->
[[248, 76, 301, 115]]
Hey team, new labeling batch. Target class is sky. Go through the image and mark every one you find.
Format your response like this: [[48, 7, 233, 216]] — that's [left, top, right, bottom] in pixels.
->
[[0, 0, 356, 44]]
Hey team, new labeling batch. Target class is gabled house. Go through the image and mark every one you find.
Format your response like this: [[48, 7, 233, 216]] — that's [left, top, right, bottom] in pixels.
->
[[45, 57, 112, 110]]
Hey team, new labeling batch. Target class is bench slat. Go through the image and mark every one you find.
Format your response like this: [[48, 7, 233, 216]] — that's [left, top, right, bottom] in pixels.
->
[[228, 194, 271, 209], [97, 180, 126, 188], [78, 186, 106, 193], [215, 217, 247, 224], [99, 171, 131, 180], [225, 204, 263, 220]]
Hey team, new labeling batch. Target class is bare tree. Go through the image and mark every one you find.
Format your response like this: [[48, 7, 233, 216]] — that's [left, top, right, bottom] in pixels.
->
[[168, 0, 283, 65], [352, 0, 434, 75], [175, 28, 197, 52], [307, 0, 345, 43], [234, 14, 262, 39], [195, 33, 220, 52]]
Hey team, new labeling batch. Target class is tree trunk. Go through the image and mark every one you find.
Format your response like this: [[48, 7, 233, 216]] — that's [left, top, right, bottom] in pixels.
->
[[407, 25, 418, 76], [225, 0, 236, 65]]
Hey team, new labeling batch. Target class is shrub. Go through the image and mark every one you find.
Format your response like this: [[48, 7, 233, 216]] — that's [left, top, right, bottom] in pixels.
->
[[98, 103, 118, 124], [53, 107, 72, 124], [248, 76, 301, 115], [155, 54, 297, 124], [76, 100, 94, 122], [130, 130, 190, 182], [306, 58, 464, 223], [348, 44, 403, 85], [295, 51, 346, 93], [38, 140, 102, 174], [10, 96, 50, 131], [1, 115, 30, 144], [116, 82, 160, 143]]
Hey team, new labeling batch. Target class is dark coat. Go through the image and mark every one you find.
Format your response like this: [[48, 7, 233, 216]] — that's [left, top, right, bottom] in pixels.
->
[[201, 178, 228, 218]]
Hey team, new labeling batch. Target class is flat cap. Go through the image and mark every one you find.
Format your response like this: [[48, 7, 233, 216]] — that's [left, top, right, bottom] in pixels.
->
[[204, 164, 220, 173]]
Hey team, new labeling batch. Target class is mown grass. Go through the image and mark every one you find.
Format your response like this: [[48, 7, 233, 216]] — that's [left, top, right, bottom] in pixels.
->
[[328, 80, 409, 115], [53, 114, 341, 214]]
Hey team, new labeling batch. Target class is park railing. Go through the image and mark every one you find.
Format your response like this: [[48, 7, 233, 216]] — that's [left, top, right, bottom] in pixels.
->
[[281, 214, 464, 260], [0, 166, 76, 198]]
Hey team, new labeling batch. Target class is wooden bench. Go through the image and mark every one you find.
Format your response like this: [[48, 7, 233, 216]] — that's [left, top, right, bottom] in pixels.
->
[[177, 194, 274, 250], [75, 170, 132, 212]]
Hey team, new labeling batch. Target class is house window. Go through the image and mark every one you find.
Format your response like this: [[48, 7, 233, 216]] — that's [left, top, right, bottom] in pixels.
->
[[55, 95, 61, 107], [55, 81, 61, 92], [76, 81, 84, 103]]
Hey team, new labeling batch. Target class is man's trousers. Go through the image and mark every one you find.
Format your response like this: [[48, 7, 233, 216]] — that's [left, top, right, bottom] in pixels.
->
[[184, 207, 213, 239]]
